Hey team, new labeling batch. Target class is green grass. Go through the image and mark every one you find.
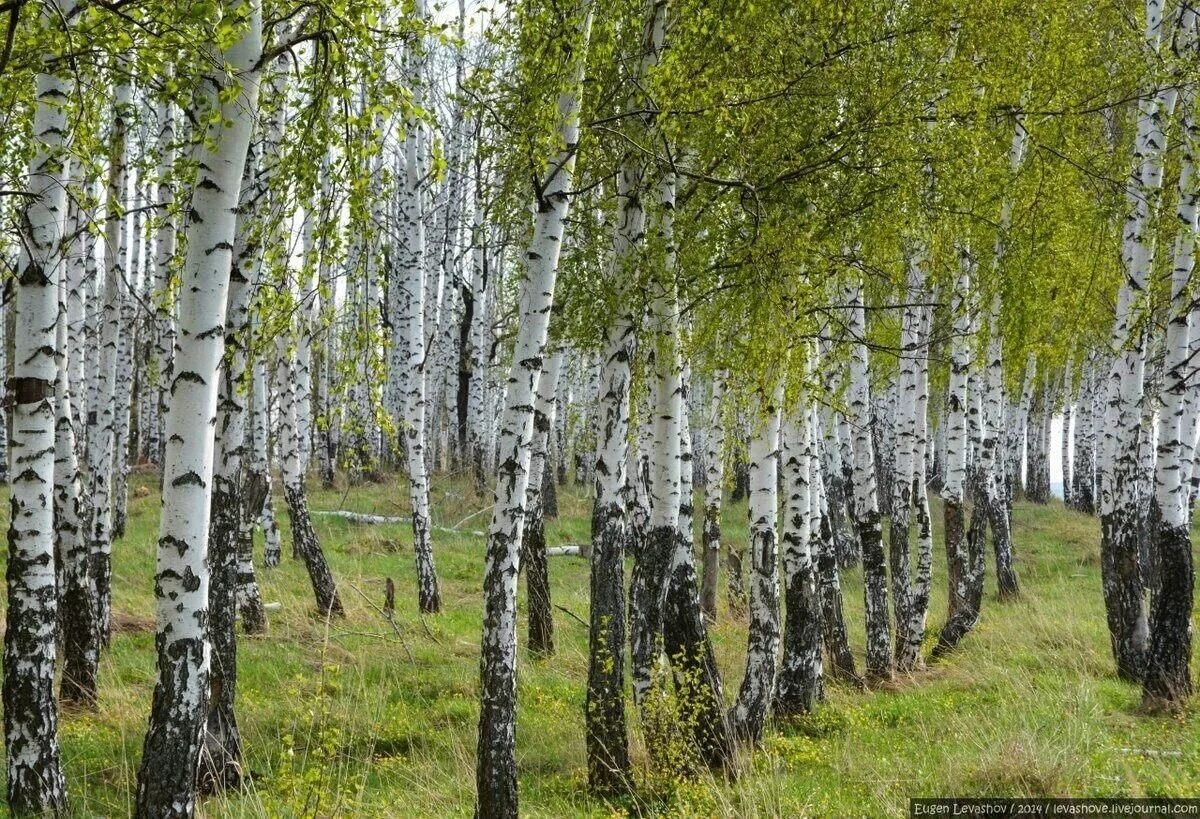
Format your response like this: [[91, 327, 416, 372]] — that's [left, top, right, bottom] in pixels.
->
[[10, 472, 1200, 816]]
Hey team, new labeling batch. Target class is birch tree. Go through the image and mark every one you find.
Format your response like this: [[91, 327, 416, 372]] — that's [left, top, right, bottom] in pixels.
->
[[475, 4, 592, 813], [3, 1, 79, 809], [135, 3, 261, 814]]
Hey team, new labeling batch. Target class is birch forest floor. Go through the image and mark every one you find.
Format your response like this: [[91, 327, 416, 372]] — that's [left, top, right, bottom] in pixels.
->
[[12, 473, 1200, 817]]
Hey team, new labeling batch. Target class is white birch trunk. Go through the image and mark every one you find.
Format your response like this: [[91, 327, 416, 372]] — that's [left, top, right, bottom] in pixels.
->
[[476, 8, 592, 812], [846, 279, 891, 680], [4, 4, 77, 806], [135, 4, 260, 813]]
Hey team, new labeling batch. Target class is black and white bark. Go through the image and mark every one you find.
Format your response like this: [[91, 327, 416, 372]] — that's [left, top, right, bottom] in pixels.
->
[[933, 254, 978, 658], [1100, 0, 1176, 682], [134, 5, 261, 814], [57, 244, 99, 709], [1144, 14, 1198, 708], [700, 372, 725, 620], [199, 140, 263, 793], [845, 279, 891, 681], [776, 387, 824, 718], [475, 8, 592, 814], [729, 389, 782, 740], [4, 3, 77, 809], [524, 351, 562, 656], [279, 334, 344, 619], [392, 3, 442, 613]]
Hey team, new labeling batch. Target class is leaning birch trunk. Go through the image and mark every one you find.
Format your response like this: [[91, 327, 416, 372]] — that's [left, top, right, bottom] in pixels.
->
[[775, 391, 824, 717], [700, 372, 726, 619], [729, 392, 782, 738], [1145, 15, 1198, 708], [933, 253, 977, 658], [5, 3, 77, 808], [134, 4, 260, 814], [846, 279, 891, 681], [524, 351, 562, 656], [278, 335, 344, 618], [475, 7, 591, 814], [1101, 0, 1176, 682]]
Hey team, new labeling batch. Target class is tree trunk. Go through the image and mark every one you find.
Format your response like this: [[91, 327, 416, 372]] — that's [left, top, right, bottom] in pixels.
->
[[279, 340, 343, 618], [933, 254, 979, 658], [525, 352, 562, 656], [199, 140, 263, 793], [1145, 25, 1198, 707], [776, 392, 823, 717], [135, 6, 260, 813], [393, 14, 442, 612], [730, 391, 782, 740], [845, 279, 891, 681], [5, 5, 78, 808], [475, 9, 591, 813], [700, 373, 725, 620], [58, 248, 100, 709], [1100, 0, 1176, 683]]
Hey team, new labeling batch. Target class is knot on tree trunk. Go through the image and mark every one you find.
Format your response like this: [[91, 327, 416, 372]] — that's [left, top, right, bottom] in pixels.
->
[[5, 376, 53, 407]]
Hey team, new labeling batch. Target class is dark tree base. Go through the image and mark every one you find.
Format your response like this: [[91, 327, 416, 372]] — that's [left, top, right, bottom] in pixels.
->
[[1142, 522, 1193, 710], [524, 509, 554, 656], [283, 483, 344, 618], [858, 509, 892, 681], [586, 500, 631, 796], [775, 566, 823, 719], [664, 537, 734, 772]]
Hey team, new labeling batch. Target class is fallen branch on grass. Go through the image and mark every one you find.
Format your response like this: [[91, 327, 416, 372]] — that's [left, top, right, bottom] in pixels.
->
[[311, 509, 485, 537]]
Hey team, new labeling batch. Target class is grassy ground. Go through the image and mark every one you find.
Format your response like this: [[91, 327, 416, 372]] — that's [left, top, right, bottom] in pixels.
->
[[10, 471, 1200, 817]]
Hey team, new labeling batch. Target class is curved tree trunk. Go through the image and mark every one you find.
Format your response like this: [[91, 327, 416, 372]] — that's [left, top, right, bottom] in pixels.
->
[[475, 9, 592, 814], [279, 338, 344, 619], [135, 5, 260, 813]]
